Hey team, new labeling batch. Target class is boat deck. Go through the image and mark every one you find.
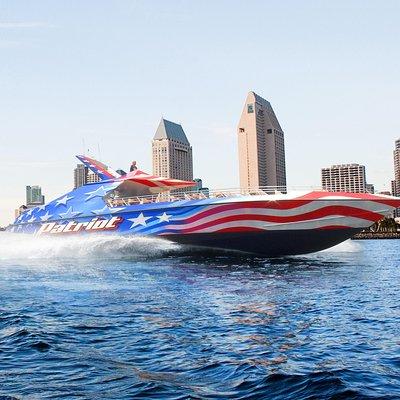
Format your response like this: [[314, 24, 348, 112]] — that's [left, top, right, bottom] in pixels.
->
[[106, 186, 292, 207]]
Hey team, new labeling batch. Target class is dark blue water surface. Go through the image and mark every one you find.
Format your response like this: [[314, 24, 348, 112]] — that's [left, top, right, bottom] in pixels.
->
[[0, 233, 400, 399]]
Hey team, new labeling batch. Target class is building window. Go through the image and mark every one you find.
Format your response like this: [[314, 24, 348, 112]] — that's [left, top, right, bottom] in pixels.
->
[[247, 104, 254, 113], [239, 128, 245, 133]]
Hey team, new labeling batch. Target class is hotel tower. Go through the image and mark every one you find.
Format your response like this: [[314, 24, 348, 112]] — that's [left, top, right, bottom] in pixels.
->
[[393, 138, 400, 197], [321, 164, 367, 193], [237, 91, 286, 190], [152, 118, 193, 181]]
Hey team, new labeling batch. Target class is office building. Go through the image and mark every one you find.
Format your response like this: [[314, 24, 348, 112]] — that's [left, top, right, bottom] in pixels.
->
[[74, 164, 88, 189], [152, 118, 193, 181], [237, 91, 286, 190], [26, 185, 45, 206], [192, 178, 209, 196], [86, 171, 101, 184], [366, 183, 375, 194], [321, 164, 367, 193], [393, 139, 400, 197], [392, 180, 397, 197], [74, 164, 101, 188], [193, 178, 203, 191]]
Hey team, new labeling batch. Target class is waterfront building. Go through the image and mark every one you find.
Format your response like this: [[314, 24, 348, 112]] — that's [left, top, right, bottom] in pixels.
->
[[321, 164, 367, 193], [74, 164, 88, 189], [393, 139, 400, 197], [366, 183, 375, 194], [86, 171, 101, 184], [74, 164, 101, 188], [152, 118, 193, 181], [392, 139, 400, 217], [193, 178, 203, 191], [392, 180, 397, 197], [26, 185, 45, 206], [237, 91, 286, 190], [193, 178, 209, 196]]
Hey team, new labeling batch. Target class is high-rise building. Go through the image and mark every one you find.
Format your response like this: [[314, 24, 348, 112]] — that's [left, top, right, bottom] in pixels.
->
[[366, 183, 375, 194], [26, 185, 45, 206], [86, 171, 101, 184], [393, 139, 400, 197], [193, 178, 203, 191], [74, 164, 88, 189], [321, 164, 367, 193], [74, 164, 101, 188], [237, 91, 286, 190], [392, 180, 397, 197], [152, 118, 193, 181]]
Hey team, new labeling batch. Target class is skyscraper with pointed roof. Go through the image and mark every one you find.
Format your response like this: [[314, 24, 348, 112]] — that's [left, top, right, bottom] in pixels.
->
[[152, 118, 193, 181], [237, 91, 286, 190]]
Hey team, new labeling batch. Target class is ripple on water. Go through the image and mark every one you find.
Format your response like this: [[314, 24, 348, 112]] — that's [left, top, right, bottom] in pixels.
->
[[0, 234, 400, 398]]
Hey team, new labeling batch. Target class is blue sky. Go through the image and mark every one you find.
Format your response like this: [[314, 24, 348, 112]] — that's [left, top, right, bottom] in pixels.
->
[[1, 0, 399, 225]]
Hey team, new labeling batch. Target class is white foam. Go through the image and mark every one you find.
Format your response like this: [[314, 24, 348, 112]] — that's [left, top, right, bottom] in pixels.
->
[[320, 239, 362, 253], [0, 232, 180, 261]]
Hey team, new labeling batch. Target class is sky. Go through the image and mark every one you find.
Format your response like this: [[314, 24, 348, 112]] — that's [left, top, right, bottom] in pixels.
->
[[1, 0, 399, 225]]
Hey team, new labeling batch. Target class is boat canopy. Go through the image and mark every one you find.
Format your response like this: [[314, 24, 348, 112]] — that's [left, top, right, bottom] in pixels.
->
[[113, 169, 196, 198], [75, 155, 196, 198]]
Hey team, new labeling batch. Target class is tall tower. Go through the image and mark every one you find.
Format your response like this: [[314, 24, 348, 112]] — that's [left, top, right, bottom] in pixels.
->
[[237, 91, 286, 190], [152, 118, 193, 181], [393, 138, 400, 196]]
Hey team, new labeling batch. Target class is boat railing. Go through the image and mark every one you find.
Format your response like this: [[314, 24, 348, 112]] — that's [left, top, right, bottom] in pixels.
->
[[106, 185, 322, 208]]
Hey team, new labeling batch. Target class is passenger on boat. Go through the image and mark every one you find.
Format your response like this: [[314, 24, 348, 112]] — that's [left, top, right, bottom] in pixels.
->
[[130, 161, 137, 172]]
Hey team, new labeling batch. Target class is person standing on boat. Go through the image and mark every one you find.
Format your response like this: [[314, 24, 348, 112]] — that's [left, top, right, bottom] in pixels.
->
[[130, 161, 137, 172]]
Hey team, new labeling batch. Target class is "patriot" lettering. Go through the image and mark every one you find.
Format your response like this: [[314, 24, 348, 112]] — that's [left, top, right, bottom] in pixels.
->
[[36, 217, 123, 235]]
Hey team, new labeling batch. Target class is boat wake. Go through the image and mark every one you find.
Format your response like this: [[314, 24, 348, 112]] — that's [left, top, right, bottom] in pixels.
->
[[0, 232, 181, 261], [0, 232, 362, 264], [320, 239, 361, 253]]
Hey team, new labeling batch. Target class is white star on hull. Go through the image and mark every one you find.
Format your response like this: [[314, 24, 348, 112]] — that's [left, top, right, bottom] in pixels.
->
[[128, 213, 151, 229], [40, 211, 53, 221], [56, 195, 73, 206], [59, 207, 82, 219], [85, 184, 117, 202], [157, 212, 171, 222]]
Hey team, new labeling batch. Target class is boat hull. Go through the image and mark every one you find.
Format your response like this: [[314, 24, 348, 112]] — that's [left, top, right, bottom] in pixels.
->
[[162, 228, 361, 256]]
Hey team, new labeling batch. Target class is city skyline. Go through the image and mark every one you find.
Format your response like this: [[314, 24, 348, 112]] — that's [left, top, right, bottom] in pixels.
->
[[1, 1, 400, 225]]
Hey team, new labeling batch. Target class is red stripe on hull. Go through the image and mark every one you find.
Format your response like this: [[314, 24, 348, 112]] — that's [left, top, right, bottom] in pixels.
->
[[182, 200, 317, 224], [316, 225, 351, 230], [173, 206, 383, 234]]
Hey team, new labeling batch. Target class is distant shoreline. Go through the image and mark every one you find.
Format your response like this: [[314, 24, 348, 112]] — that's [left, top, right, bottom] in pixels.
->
[[352, 232, 400, 240]]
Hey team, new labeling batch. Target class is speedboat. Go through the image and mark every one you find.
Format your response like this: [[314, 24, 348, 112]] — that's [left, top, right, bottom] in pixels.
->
[[7, 155, 400, 256]]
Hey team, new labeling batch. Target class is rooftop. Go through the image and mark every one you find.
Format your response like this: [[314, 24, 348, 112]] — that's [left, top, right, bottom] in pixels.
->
[[153, 118, 190, 145], [248, 91, 283, 132]]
